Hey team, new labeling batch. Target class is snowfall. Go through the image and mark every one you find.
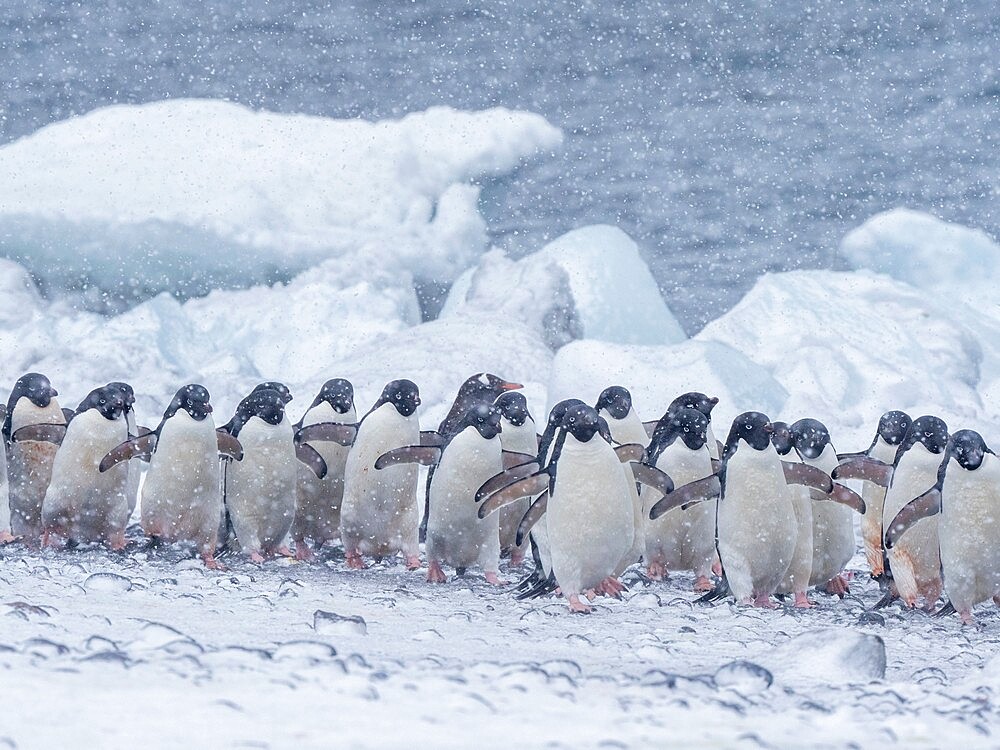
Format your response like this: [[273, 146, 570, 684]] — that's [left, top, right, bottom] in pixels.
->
[[0, 100, 998, 748]]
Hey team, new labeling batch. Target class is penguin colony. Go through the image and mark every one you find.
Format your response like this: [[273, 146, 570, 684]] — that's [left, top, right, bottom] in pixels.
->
[[2, 371, 998, 623]]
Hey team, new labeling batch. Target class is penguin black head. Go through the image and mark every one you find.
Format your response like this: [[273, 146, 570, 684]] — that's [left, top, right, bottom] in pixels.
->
[[463, 373, 523, 398], [77, 385, 126, 421], [253, 381, 292, 405], [946, 429, 993, 471], [313, 378, 354, 415], [898, 415, 949, 459], [166, 384, 214, 422], [649, 406, 710, 464], [595, 386, 633, 420], [726, 412, 774, 453], [668, 392, 719, 420], [877, 410, 912, 446], [494, 391, 530, 427], [770, 421, 794, 456], [561, 403, 605, 444], [537, 398, 586, 460], [459, 403, 503, 440], [790, 418, 832, 460], [106, 382, 136, 415], [11, 372, 59, 409], [378, 379, 421, 418], [232, 388, 287, 433]]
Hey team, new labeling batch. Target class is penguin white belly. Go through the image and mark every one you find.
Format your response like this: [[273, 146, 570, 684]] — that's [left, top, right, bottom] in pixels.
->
[[226, 417, 297, 554], [340, 404, 420, 558], [7, 398, 65, 539], [124, 411, 142, 520], [642, 440, 716, 577], [807, 446, 855, 587], [547, 437, 634, 597], [498, 418, 537, 555], [883, 444, 942, 604], [294, 402, 356, 546], [604, 410, 649, 573], [777, 487, 813, 595], [717, 447, 796, 601], [861, 438, 897, 575], [141, 411, 221, 552], [939, 458, 1000, 614], [41, 409, 129, 545], [426, 429, 503, 571]]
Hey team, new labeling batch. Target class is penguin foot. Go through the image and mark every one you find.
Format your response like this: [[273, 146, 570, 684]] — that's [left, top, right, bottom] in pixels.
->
[[712, 557, 723, 577], [597, 576, 626, 600], [201, 553, 227, 571], [0, 531, 15, 545], [752, 593, 777, 609], [646, 561, 667, 581], [249, 551, 265, 564], [107, 532, 127, 552], [484, 571, 507, 586], [509, 550, 525, 567], [427, 559, 447, 584], [568, 595, 592, 614], [959, 610, 977, 626], [993, 595, 1000, 607], [405, 554, 421, 571], [823, 574, 851, 598], [793, 592, 815, 609], [693, 575, 714, 592], [294, 543, 314, 562], [345, 551, 366, 569], [275, 545, 294, 558]]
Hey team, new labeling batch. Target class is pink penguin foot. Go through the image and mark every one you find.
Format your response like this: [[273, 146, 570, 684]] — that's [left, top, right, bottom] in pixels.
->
[[484, 571, 506, 586], [249, 551, 265, 564], [793, 591, 815, 609], [693, 575, 714, 592], [568, 595, 592, 614], [647, 561, 667, 581], [752, 593, 777, 609], [275, 545, 294, 558], [598, 576, 626, 599], [427, 559, 447, 584], [345, 551, 365, 570], [824, 574, 850, 597], [107, 532, 127, 552], [960, 610, 977, 626], [994, 595, 1000, 607], [509, 550, 525, 567], [294, 543, 314, 562], [405, 554, 421, 571], [712, 557, 723, 577], [0, 531, 15, 545], [202, 553, 228, 571]]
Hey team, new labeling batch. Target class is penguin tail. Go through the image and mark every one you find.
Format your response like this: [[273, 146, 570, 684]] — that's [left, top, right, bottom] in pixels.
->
[[933, 600, 957, 618], [516, 572, 558, 600], [696, 577, 731, 605], [873, 589, 898, 610]]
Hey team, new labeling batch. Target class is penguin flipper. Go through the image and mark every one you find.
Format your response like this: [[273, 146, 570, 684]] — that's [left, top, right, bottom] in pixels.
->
[[832, 456, 893, 486], [99, 433, 157, 472], [836, 450, 869, 462], [216, 431, 244, 461], [478, 473, 549, 518], [502, 450, 537, 470], [296, 443, 328, 479], [827, 482, 866, 514], [295, 422, 358, 447], [374, 445, 442, 469], [476, 462, 542, 503], [420, 430, 446, 447], [61, 407, 76, 424], [630, 463, 675, 498], [614, 443, 646, 463], [10, 423, 67, 445], [649, 474, 721, 520], [884, 488, 942, 550], [514, 491, 549, 547], [781, 461, 833, 493]]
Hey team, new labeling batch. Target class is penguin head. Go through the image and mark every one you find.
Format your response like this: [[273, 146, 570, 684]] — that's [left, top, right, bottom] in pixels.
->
[[314, 378, 354, 415], [460, 403, 502, 440], [561, 404, 605, 444], [727, 412, 773, 452], [668, 391, 719, 420], [13, 372, 59, 408], [253, 381, 292, 405], [900, 415, 949, 458], [168, 384, 213, 421], [379, 379, 421, 417], [77, 385, 125, 421], [237, 388, 287, 428], [494, 391, 530, 427], [947, 429, 993, 471], [877, 410, 912, 446], [595, 385, 633, 420], [790, 418, 831, 460], [106, 381, 136, 415], [538, 398, 586, 462], [460, 373, 522, 402], [651, 406, 710, 456], [770, 421, 794, 456]]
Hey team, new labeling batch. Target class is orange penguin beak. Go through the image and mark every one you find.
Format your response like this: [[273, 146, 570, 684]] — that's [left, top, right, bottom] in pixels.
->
[[500, 381, 523, 391]]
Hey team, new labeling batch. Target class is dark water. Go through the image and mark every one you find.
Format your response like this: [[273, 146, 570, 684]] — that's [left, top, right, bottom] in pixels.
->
[[2, 1, 998, 332]]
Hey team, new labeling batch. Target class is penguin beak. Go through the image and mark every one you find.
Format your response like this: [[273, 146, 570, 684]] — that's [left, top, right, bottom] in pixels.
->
[[205, 404, 214, 414], [763, 423, 774, 434], [709, 396, 719, 405], [500, 381, 523, 391]]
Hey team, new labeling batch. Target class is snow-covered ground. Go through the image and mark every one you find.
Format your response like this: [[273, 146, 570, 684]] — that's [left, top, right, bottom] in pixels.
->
[[1, 102, 1000, 746]]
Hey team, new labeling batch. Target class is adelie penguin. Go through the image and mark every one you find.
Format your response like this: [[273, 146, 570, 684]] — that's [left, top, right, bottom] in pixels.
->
[[419, 373, 523, 542], [647, 392, 722, 462], [3, 372, 67, 543], [493, 391, 537, 566], [836, 414, 947, 609], [223, 387, 316, 563], [0, 406, 10, 544], [297, 379, 422, 570], [885, 430, 1000, 625], [100, 384, 242, 569], [478, 404, 673, 613], [39, 385, 130, 549], [772, 420, 816, 608], [291, 378, 356, 561], [378, 403, 511, 584], [106, 381, 143, 520]]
